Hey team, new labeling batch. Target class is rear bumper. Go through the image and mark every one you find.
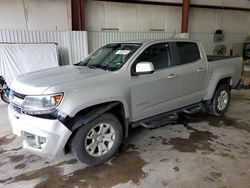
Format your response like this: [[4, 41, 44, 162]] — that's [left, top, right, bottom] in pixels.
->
[[233, 79, 242, 90], [8, 105, 72, 159]]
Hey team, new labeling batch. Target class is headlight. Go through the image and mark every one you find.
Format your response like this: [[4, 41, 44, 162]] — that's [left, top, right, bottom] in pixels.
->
[[22, 93, 63, 115], [9, 90, 14, 102]]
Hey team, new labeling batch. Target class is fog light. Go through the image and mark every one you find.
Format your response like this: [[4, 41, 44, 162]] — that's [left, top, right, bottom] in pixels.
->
[[39, 136, 46, 145], [23, 132, 47, 149]]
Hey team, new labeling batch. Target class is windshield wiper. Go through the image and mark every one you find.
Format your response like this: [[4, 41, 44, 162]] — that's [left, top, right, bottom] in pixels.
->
[[88, 65, 103, 70], [74, 60, 87, 66]]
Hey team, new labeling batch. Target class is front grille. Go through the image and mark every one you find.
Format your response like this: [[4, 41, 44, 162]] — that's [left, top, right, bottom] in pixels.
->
[[13, 91, 26, 99], [10, 90, 25, 115], [12, 104, 22, 114]]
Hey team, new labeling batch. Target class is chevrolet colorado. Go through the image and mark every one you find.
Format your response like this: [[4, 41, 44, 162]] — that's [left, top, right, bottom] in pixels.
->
[[8, 39, 242, 165]]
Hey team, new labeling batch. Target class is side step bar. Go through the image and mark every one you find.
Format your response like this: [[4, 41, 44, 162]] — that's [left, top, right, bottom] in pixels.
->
[[140, 112, 178, 129], [131, 103, 202, 129], [183, 106, 202, 114]]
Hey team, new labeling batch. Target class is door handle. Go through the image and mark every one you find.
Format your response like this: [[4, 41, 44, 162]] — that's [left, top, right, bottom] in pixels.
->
[[168, 74, 178, 79], [197, 68, 205, 72]]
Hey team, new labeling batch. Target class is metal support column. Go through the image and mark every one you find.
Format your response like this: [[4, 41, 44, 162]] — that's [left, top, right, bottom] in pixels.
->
[[71, 0, 86, 31], [181, 0, 190, 34]]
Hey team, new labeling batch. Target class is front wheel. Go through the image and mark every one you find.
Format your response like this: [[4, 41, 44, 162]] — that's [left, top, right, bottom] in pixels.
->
[[71, 113, 123, 165], [206, 84, 231, 116], [1, 92, 9, 103]]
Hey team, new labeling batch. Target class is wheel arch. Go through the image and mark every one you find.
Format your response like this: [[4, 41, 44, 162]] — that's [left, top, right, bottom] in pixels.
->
[[67, 101, 128, 135], [203, 76, 232, 102], [215, 77, 232, 89], [64, 101, 128, 153], [204, 76, 232, 103]]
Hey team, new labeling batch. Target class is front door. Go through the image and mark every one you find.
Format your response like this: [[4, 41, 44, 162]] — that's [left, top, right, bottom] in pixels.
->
[[130, 42, 181, 121]]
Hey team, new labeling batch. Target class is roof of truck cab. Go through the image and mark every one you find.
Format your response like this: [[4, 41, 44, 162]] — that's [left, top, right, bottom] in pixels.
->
[[110, 38, 199, 45]]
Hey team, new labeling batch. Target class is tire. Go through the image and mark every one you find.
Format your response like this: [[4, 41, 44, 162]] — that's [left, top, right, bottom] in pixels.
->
[[1, 92, 9, 103], [71, 113, 123, 165], [206, 84, 231, 116]]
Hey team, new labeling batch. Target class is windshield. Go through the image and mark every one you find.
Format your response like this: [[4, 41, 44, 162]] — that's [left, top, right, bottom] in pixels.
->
[[76, 43, 142, 71]]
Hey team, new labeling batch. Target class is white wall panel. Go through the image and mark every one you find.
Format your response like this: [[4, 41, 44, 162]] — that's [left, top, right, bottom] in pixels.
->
[[0, 0, 27, 30], [0, 0, 249, 34], [104, 2, 137, 32], [165, 6, 182, 33], [191, 0, 223, 6], [219, 10, 249, 34], [86, 1, 105, 31], [86, 0, 250, 34], [137, 5, 166, 32], [136, 5, 155, 32], [0, 0, 71, 31], [86, 1, 183, 32], [26, 0, 70, 30], [144, 0, 250, 8], [189, 8, 218, 33], [189, 8, 250, 34]]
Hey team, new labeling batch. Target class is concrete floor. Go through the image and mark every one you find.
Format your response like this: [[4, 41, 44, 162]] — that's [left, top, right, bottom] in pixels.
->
[[0, 90, 250, 188]]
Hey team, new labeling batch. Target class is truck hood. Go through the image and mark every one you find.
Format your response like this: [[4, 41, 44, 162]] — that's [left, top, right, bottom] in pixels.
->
[[11, 65, 108, 95]]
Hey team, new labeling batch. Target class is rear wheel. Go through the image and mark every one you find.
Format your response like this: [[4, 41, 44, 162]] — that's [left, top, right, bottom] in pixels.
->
[[1, 92, 9, 103], [206, 84, 231, 116], [71, 113, 123, 165]]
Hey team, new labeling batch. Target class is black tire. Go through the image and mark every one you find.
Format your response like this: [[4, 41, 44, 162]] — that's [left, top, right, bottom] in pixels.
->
[[71, 113, 123, 165], [206, 84, 231, 116], [1, 92, 9, 103]]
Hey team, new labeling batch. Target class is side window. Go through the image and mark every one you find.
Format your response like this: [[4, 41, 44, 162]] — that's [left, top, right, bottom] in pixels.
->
[[135, 43, 171, 70], [176, 42, 201, 65]]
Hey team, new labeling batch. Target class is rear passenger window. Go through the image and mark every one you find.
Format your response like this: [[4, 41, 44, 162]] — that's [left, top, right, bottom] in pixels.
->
[[176, 42, 201, 64], [135, 43, 171, 70]]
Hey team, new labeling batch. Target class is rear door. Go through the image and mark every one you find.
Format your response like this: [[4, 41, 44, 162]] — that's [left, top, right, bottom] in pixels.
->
[[130, 42, 181, 121], [175, 42, 208, 106]]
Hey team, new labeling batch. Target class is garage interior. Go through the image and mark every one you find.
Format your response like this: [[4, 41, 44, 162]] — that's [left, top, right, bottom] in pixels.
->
[[0, 0, 250, 187]]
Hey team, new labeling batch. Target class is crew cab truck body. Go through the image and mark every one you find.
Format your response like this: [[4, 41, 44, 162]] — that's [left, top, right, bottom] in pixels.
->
[[8, 39, 242, 165]]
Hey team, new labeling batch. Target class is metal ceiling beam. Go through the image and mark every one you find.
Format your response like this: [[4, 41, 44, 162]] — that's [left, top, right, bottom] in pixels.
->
[[95, 0, 250, 12]]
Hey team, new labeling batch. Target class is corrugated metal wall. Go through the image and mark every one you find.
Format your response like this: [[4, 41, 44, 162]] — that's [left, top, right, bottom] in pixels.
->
[[0, 30, 88, 65], [190, 33, 248, 55], [0, 30, 248, 66], [88, 31, 181, 52], [89, 32, 247, 56]]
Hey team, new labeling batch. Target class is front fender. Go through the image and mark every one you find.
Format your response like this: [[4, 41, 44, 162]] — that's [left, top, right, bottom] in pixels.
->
[[62, 96, 130, 119]]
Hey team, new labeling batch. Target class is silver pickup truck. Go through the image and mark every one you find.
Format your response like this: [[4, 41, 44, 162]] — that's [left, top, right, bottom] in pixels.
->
[[8, 39, 242, 165]]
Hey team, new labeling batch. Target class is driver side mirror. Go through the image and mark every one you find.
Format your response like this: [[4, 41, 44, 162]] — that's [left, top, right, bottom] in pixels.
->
[[134, 62, 154, 75]]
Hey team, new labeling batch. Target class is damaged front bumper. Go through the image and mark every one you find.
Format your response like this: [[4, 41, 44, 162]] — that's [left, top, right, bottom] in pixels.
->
[[8, 105, 72, 159]]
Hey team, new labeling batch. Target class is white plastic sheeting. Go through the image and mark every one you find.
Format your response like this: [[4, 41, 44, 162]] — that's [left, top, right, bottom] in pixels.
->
[[0, 30, 89, 65], [0, 43, 59, 85]]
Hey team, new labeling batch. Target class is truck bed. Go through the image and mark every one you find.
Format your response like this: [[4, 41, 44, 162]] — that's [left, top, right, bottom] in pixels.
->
[[205, 55, 242, 93], [207, 55, 239, 62]]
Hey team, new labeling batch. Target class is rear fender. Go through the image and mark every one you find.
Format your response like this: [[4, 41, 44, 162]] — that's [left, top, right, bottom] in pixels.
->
[[203, 76, 232, 101]]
